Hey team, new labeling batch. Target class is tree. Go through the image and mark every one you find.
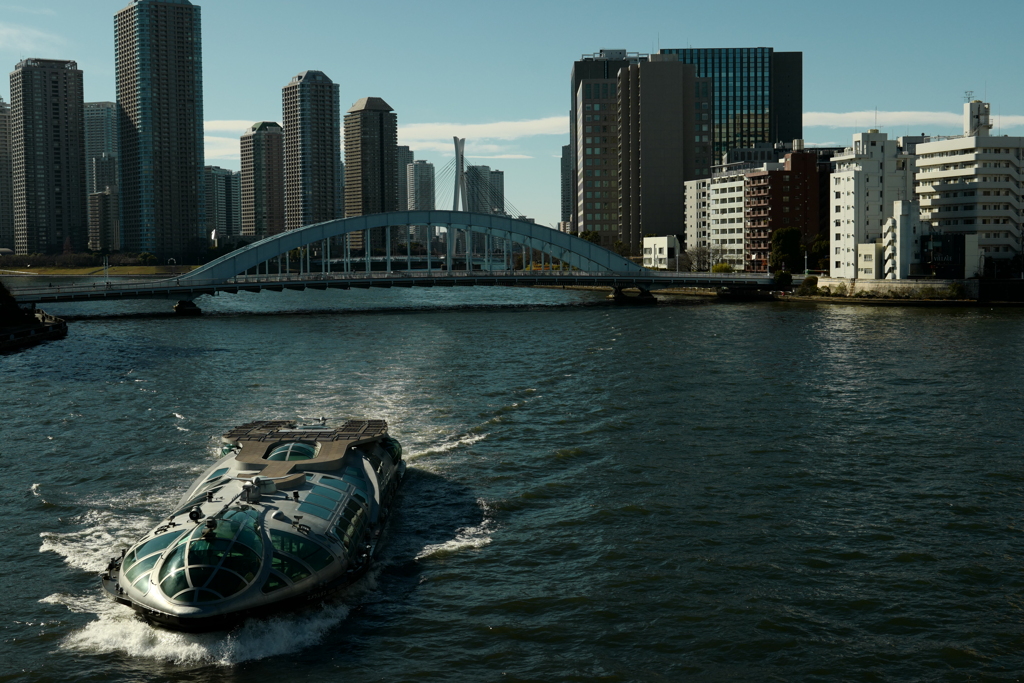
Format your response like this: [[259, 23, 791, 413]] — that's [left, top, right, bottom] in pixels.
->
[[612, 240, 631, 257], [712, 262, 734, 273], [770, 227, 802, 272], [686, 246, 711, 272], [579, 231, 602, 244]]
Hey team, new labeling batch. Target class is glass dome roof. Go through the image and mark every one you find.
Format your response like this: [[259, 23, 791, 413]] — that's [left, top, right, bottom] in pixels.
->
[[157, 507, 264, 604], [266, 442, 317, 461]]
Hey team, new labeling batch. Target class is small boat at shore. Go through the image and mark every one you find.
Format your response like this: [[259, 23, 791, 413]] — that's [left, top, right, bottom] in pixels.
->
[[101, 418, 404, 632]]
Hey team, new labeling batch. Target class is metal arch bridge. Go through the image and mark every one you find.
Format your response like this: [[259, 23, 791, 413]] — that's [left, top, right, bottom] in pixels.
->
[[8, 211, 778, 306]]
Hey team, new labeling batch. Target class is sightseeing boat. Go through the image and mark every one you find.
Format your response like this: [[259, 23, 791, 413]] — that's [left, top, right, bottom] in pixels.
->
[[101, 418, 404, 632]]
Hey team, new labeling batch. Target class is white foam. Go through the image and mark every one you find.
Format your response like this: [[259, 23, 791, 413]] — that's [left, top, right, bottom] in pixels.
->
[[39, 509, 157, 573], [52, 592, 350, 666], [30, 482, 41, 496], [416, 498, 493, 560], [404, 432, 488, 462]]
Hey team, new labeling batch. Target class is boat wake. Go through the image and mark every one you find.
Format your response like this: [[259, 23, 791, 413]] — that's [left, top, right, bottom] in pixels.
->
[[39, 508, 157, 573], [415, 497, 493, 559], [41, 592, 350, 666], [404, 432, 488, 462]]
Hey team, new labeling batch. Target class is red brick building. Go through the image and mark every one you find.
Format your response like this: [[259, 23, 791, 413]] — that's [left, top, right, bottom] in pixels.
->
[[743, 151, 822, 273]]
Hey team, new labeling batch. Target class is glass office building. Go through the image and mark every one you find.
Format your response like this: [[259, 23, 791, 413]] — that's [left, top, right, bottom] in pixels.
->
[[659, 48, 802, 157]]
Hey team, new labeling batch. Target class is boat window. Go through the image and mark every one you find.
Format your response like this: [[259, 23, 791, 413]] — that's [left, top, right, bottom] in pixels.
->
[[186, 565, 216, 589], [270, 529, 336, 572], [272, 552, 311, 582], [380, 435, 402, 461], [125, 554, 159, 584], [204, 467, 229, 482], [123, 531, 182, 572], [304, 492, 337, 510], [131, 572, 151, 595], [220, 544, 262, 580], [159, 506, 264, 603], [170, 486, 223, 518], [261, 571, 290, 594], [205, 569, 247, 597], [312, 475, 352, 493], [310, 485, 343, 502], [297, 502, 332, 520], [266, 442, 317, 461], [158, 545, 187, 582], [160, 568, 189, 598]]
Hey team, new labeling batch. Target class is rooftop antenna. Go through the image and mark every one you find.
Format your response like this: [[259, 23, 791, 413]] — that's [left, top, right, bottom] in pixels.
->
[[964, 90, 973, 103]]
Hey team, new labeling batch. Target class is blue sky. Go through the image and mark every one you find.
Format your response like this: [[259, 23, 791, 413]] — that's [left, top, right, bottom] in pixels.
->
[[2, 0, 1023, 227]]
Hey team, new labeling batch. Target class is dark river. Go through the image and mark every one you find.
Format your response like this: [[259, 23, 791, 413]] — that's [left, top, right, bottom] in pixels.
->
[[2, 281, 1023, 682]]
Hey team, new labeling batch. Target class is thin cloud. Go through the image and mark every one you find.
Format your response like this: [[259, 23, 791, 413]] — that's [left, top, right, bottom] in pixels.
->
[[805, 110, 1024, 129], [2, 5, 56, 16], [204, 136, 239, 162], [467, 154, 533, 160], [400, 116, 568, 144], [204, 120, 257, 134], [0, 22, 64, 54]]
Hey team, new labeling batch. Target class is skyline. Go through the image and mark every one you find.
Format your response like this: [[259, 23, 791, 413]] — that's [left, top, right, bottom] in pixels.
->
[[2, 0, 1023, 228]]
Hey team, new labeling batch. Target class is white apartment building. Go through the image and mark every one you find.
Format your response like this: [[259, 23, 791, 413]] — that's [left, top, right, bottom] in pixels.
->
[[914, 101, 1023, 264], [880, 200, 923, 279], [829, 130, 917, 279], [684, 178, 709, 252], [709, 168, 748, 269], [642, 235, 681, 269]]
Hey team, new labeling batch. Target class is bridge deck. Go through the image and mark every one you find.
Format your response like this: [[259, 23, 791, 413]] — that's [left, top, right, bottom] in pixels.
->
[[8, 270, 782, 305]]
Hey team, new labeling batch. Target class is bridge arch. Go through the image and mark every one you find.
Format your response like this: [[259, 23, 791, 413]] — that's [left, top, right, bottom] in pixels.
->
[[182, 211, 642, 284]]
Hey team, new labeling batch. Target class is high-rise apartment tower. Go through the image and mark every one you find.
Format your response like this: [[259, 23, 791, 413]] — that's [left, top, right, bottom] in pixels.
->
[[0, 96, 12, 251], [344, 97, 398, 218], [617, 57, 712, 254], [283, 71, 341, 231], [240, 121, 285, 238], [204, 166, 240, 239], [396, 146, 414, 211], [10, 59, 87, 254], [115, 0, 205, 261], [84, 102, 118, 193]]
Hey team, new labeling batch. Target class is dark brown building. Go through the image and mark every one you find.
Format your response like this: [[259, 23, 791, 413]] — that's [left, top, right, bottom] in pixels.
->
[[241, 121, 284, 238], [283, 71, 340, 232], [617, 57, 712, 255], [344, 97, 397, 217], [10, 58, 86, 254], [571, 50, 644, 245], [88, 188, 119, 251], [344, 97, 397, 254], [744, 150, 821, 273]]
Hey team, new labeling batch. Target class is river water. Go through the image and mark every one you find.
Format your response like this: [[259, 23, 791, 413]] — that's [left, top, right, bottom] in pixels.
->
[[2, 281, 1024, 682]]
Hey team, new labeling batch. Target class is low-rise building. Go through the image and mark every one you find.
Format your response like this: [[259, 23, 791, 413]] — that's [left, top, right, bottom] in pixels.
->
[[914, 100, 1023, 264], [829, 130, 918, 279], [642, 235, 681, 269], [709, 164, 756, 270], [684, 178, 709, 252]]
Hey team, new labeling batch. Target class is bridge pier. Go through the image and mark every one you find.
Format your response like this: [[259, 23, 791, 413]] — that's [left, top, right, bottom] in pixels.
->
[[173, 298, 202, 316], [612, 287, 657, 306]]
